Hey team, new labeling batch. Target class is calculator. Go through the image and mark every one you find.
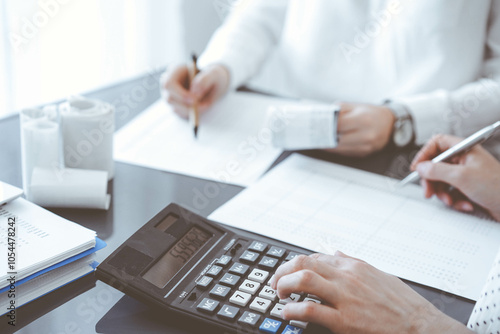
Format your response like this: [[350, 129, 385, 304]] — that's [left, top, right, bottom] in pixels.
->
[[96, 203, 330, 334]]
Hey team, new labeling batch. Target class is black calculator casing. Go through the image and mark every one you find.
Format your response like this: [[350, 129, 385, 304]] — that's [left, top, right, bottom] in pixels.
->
[[96, 203, 330, 334]]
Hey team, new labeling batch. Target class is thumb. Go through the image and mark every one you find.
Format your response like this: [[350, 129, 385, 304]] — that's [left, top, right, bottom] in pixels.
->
[[190, 70, 217, 100], [416, 161, 461, 186]]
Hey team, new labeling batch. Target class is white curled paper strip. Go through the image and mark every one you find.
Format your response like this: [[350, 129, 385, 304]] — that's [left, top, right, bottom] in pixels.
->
[[60, 96, 115, 180], [20, 109, 61, 200], [266, 104, 340, 150], [30, 167, 111, 210]]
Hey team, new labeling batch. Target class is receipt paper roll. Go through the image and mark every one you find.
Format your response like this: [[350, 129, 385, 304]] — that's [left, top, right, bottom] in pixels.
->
[[60, 97, 114, 180], [20, 109, 61, 200], [30, 167, 111, 210], [266, 104, 340, 150]]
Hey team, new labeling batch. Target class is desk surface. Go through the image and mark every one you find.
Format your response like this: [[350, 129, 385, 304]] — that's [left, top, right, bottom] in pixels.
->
[[0, 71, 475, 333]]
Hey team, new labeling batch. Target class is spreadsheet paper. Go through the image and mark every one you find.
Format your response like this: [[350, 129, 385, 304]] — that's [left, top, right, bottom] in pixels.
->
[[209, 154, 500, 301]]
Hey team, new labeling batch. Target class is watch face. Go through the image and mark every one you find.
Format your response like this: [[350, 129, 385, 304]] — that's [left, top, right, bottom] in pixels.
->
[[393, 121, 413, 147]]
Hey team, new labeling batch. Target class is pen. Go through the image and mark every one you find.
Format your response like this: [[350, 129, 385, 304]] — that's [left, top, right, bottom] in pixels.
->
[[399, 120, 500, 187], [188, 53, 200, 138]]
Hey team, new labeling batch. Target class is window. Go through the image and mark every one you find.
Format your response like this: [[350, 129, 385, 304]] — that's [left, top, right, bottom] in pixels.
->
[[0, 0, 186, 117]]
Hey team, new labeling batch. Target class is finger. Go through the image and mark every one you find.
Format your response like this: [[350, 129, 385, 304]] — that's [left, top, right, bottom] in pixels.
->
[[163, 67, 194, 104], [410, 135, 462, 170], [416, 161, 462, 188], [453, 200, 474, 212], [270, 254, 336, 290], [190, 70, 218, 100], [172, 105, 190, 119], [282, 301, 341, 330], [275, 269, 337, 302]]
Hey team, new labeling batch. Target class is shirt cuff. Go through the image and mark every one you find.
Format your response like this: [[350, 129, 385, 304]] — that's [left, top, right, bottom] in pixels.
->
[[393, 90, 452, 145]]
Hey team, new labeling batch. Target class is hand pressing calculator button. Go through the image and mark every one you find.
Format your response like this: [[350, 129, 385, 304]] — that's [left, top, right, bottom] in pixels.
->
[[97, 204, 331, 334]]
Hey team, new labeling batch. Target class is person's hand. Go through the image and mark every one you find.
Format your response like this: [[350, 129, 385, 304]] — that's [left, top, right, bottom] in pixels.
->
[[160, 63, 230, 118], [327, 103, 395, 157], [411, 134, 500, 221], [269, 252, 471, 334]]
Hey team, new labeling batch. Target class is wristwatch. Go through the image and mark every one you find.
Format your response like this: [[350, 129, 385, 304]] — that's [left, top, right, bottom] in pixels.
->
[[384, 101, 415, 147]]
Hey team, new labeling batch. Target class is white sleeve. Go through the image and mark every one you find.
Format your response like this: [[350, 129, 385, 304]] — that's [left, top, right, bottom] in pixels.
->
[[394, 2, 500, 145], [198, 0, 288, 90]]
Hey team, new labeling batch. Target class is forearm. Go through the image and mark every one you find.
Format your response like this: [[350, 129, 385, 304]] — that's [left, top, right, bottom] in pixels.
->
[[198, 0, 287, 90]]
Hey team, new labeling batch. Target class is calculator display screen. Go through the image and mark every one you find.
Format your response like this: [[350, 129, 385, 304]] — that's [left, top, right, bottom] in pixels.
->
[[143, 227, 212, 288]]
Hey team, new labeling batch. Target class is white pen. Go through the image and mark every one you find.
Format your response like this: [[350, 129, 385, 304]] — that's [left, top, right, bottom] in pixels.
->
[[399, 121, 500, 187]]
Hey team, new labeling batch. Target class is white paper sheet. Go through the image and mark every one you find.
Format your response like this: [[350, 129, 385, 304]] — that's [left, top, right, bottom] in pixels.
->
[[209, 154, 500, 300], [114, 92, 300, 186]]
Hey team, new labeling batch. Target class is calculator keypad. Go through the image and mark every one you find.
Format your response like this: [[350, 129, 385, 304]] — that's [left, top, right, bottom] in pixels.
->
[[191, 239, 320, 333]]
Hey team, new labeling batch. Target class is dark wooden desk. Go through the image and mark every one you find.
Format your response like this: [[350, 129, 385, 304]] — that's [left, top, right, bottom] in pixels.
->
[[0, 71, 474, 333]]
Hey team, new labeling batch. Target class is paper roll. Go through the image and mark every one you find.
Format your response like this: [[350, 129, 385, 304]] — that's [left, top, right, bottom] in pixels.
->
[[30, 167, 111, 210], [20, 109, 61, 200], [266, 104, 340, 150], [60, 97, 114, 180]]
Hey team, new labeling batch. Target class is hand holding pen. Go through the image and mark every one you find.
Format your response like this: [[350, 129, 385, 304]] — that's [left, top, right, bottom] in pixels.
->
[[405, 132, 500, 220], [160, 57, 231, 129]]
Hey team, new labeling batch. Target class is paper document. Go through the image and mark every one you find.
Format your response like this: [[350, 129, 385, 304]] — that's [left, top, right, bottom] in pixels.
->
[[0, 198, 96, 287], [114, 92, 300, 186], [209, 154, 500, 300]]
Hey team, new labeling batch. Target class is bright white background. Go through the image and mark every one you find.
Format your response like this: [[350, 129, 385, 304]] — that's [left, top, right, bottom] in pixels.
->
[[0, 0, 226, 118]]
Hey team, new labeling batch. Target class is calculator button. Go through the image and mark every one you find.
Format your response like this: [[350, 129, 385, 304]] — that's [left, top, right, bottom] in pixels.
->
[[289, 319, 308, 329], [217, 304, 240, 320], [282, 324, 304, 334], [216, 255, 232, 267], [267, 275, 275, 286], [240, 250, 259, 264], [238, 311, 261, 327], [259, 318, 282, 333], [259, 256, 279, 269], [196, 276, 213, 289], [229, 262, 249, 275], [196, 298, 219, 314], [303, 297, 321, 304], [239, 279, 261, 294], [206, 265, 223, 277], [270, 303, 285, 319], [279, 293, 301, 304], [249, 297, 272, 313], [248, 268, 269, 283], [209, 284, 231, 299], [285, 252, 301, 261], [248, 241, 268, 252], [267, 246, 286, 258], [220, 273, 240, 287], [230, 291, 252, 307], [259, 318, 281, 334], [259, 286, 277, 301]]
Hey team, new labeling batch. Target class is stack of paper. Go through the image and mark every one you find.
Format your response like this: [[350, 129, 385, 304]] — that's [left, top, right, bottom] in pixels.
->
[[0, 198, 104, 311], [209, 154, 500, 301]]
